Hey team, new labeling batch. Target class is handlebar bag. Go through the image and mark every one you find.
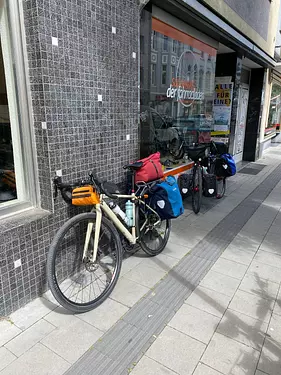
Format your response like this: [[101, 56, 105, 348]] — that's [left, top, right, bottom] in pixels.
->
[[72, 186, 100, 206], [149, 175, 184, 219], [135, 152, 164, 183]]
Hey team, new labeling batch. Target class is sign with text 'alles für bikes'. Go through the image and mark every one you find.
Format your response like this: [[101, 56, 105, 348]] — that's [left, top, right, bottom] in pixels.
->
[[213, 83, 233, 133]]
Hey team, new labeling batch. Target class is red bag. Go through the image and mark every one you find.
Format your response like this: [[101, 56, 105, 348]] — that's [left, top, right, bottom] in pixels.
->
[[135, 152, 164, 183]]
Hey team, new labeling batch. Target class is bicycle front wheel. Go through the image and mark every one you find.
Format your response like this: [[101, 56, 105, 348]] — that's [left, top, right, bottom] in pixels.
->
[[47, 212, 122, 313], [136, 204, 171, 256], [192, 165, 202, 214]]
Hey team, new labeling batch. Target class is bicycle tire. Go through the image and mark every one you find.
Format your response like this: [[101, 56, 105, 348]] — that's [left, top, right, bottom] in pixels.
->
[[47, 212, 122, 313], [192, 165, 202, 214], [216, 177, 226, 199], [136, 204, 171, 256], [209, 162, 226, 199]]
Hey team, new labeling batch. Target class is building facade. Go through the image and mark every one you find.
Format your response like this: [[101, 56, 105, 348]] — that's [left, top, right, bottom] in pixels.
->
[[0, 0, 280, 316]]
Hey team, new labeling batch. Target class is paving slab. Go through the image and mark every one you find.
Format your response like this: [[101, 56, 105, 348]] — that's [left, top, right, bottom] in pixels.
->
[[200, 270, 240, 297], [185, 286, 231, 318], [77, 298, 128, 332], [239, 274, 279, 301], [202, 333, 260, 375], [5, 319, 55, 357], [273, 288, 281, 316], [247, 261, 281, 284], [0, 343, 70, 375], [168, 303, 220, 344], [210, 258, 247, 280], [259, 234, 281, 256], [217, 309, 268, 350], [124, 263, 167, 288], [221, 245, 256, 265], [0, 347, 16, 372], [229, 290, 274, 323], [258, 338, 281, 375], [10, 298, 57, 330], [41, 317, 103, 363], [131, 355, 177, 375], [146, 326, 206, 375], [0, 320, 21, 347], [110, 277, 150, 307], [255, 251, 281, 270], [193, 362, 226, 375]]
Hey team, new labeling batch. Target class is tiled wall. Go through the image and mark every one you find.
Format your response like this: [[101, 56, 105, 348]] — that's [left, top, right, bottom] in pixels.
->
[[0, 0, 139, 316]]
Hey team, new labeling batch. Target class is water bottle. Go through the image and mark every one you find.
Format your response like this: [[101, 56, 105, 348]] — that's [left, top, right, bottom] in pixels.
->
[[125, 201, 134, 227], [203, 166, 208, 175], [109, 202, 129, 225]]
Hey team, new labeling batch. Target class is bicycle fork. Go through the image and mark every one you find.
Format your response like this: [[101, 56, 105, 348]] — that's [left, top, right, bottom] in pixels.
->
[[82, 204, 102, 263]]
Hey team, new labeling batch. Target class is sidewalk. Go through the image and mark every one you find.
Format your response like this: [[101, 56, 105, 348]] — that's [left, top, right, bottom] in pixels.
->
[[1, 146, 281, 375]]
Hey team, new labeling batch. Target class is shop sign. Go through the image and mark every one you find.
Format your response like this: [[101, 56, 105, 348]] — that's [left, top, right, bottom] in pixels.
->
[[213, 82, 233, 133], [166, 78, 204, 105]]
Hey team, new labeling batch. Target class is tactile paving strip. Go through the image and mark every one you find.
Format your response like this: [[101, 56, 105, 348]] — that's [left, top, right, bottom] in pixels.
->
[[66, 163, 281, 375]]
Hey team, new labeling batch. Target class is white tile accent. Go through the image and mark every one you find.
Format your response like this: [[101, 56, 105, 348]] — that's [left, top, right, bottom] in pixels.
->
[[126, 134, 130, 141], [56, 170, 62, 177], [112, 26, 116, 34], [51, 37, 58, 46], [41, 122, 47, 130], [14, 259, 21, 269], [132, 52, 136, 59], [98, 94, 103, 102]]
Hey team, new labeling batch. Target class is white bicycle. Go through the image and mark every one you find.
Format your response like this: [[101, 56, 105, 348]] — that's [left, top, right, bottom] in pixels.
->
[[47, 162, 171, 313]]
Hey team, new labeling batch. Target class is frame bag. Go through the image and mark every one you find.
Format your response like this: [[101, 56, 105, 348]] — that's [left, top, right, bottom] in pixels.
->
[[135, 152, 164, 183], [150, 175, 184, 220]]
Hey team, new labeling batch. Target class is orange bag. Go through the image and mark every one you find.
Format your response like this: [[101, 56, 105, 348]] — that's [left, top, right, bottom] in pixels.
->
[[72, 186, 100, 206]]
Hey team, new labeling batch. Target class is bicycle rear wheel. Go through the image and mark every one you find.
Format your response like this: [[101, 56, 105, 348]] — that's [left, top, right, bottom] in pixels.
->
[[192, 165, 202, 214], [136, 203, 171, 256], [216, 177, 226, 199], [47, 212, 122, 313], [209, 162, 226, 199]]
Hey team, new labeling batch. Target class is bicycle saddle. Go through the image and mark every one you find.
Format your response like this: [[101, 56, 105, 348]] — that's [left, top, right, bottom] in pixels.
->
[[123, 161, 143, 170]]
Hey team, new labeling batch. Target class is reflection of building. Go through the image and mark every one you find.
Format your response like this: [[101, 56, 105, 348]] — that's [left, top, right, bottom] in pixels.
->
[[141, 1, 279, 163], [260, 3, 281, 153]]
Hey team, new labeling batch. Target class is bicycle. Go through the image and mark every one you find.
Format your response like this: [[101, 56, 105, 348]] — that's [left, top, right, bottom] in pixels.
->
[[186, 143, 209, 214], [47, 165, 171, 313], [205, 142, 227, 199]]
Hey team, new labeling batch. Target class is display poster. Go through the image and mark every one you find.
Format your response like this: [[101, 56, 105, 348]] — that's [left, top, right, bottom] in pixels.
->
[[213, 83, 233, 133]]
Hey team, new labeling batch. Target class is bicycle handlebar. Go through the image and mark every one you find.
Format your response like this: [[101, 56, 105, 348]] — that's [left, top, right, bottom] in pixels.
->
[[54, 172, 118, 203]]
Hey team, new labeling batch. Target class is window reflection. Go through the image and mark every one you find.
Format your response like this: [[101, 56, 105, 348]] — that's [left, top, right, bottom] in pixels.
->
[[140, 18, 217, 159]]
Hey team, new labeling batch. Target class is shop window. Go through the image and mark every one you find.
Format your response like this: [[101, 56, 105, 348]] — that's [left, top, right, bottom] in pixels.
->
[[140, 15, 217, 159], [171, 65, 176, 80], [0, 1, 36, 215], [151, 64, 156, 86], [205, 71, 211, 93], [199, 69, 204, 91], [161, 65, 167, 85], [172, 39, 177, 53], [151, 31, 157, 50], [266, 83, 281, 137], [193, 65, 198, 84], [163, 35, 168, 51]]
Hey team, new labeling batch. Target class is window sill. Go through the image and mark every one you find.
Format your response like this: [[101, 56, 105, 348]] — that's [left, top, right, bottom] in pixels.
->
[[0, 206, 50, 233]]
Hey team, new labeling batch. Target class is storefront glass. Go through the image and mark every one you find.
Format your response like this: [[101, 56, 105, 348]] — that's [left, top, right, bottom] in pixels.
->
[[266, 83, 281, 137], [140, 16, 217, 160], [0, 41, 17, 204]]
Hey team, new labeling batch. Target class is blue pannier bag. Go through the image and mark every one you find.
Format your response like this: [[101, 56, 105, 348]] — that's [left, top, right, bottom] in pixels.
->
[[150, 175, 184, 220], [221, 153, 236, 177]]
